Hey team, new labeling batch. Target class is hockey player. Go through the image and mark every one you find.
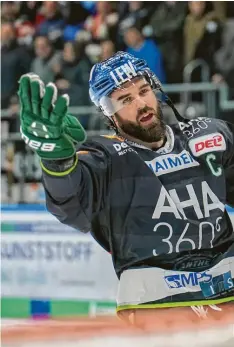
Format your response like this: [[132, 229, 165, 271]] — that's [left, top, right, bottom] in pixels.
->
[[18, 52, 234, 325]]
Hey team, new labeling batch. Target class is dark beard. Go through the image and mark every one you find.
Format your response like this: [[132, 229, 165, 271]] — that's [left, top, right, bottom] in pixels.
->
[[115, 104, 166, 143]]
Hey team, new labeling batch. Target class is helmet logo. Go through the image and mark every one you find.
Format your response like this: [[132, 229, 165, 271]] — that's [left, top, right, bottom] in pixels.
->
[[110, 61, 137, 86]]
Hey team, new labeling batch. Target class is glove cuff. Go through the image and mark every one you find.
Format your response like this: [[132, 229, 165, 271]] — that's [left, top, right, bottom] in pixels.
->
[[41, 154, 78, 176]]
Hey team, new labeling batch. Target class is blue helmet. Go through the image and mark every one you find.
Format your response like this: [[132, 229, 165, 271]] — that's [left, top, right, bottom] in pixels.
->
[[89, 51, 184, 122], [89, 51, 162, 115]]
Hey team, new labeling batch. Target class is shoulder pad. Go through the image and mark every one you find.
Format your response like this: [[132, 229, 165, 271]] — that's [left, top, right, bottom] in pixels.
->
[[176, 118, 230, 139], [80, 134, 131, 156], [177, 118, 230, 157]]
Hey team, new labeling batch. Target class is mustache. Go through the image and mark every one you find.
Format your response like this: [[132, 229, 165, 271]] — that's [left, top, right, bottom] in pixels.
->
[[136, 106, 156, 121]]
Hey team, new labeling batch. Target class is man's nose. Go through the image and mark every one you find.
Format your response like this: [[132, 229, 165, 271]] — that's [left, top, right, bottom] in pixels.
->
[[135, 96, 147, 108]]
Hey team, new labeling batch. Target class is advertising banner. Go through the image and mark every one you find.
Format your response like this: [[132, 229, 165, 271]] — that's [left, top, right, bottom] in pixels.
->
[[1, 204, 234, 318], [1, 205, 118, 317], [1, 232, 118, 301]]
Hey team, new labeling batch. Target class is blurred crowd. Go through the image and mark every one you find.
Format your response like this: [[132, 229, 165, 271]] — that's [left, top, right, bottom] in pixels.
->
[[1, 1, 234, 203], [2, 1, 234, 114]]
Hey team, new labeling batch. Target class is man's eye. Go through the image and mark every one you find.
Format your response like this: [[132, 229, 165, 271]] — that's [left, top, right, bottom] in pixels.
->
[[140, 88, 149, 95], [123, 97, 133, 105]]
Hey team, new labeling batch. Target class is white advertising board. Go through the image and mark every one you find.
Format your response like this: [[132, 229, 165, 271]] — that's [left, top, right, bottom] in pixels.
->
[[1, 206, 234, 303], [1, 232, 118, 301]]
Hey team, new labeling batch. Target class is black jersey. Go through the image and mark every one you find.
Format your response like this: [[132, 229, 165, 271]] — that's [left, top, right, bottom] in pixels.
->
[[42, 117, 234, 310]]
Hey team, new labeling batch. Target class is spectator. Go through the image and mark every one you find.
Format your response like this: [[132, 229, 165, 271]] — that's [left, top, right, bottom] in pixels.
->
[[118, 1, 154, 48], [1, 2, 36, 46], [1, 1, 20, 22], [1, 22, 32, 108], [14, 2, 44, 46], [183, 1, 222, 81], [147, 1, 186, 84], [100, 40, 116, 61], [124, 27, 166, 83], [30, 36, 61, 85], [214, 20, 234, 93], [55, 41, 92, 108], [19, 2, 43, 24], [212, 19, 234, 125], [212, 1, 227, 22], [15, 19, 35, 46], [80, 1, 97, 15], [63, 2, 90, 42], [84, 1, 118, 42], [37, 1, 65, 49]]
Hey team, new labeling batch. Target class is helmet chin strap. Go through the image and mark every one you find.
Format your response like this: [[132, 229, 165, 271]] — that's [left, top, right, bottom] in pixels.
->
[[109, 115, 119, 132], [162, 90, 188, 123]]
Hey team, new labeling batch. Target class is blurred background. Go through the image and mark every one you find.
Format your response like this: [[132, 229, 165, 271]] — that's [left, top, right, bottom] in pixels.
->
[[2, 0, 234, 204], [1, 0, 234, 321]]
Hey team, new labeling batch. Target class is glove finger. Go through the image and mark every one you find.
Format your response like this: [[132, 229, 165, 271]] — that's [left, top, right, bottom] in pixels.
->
[[30, 77, 45, 117], [18, 75, 33, 115], [63, 115, 87, 143], [41, 83, 57, 120], [50, 94, 69, 125]]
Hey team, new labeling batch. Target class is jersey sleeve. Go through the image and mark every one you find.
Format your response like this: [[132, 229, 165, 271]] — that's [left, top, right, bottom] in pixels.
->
[[222, 121, 234, 207], [41, 141, 111, 233]]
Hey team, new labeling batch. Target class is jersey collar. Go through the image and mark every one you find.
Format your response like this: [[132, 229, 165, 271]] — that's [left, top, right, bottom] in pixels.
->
[[124, 125, 175, 154]]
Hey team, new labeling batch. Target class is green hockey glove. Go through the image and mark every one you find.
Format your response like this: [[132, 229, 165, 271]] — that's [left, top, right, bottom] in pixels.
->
[[18, 73, 86, 160]]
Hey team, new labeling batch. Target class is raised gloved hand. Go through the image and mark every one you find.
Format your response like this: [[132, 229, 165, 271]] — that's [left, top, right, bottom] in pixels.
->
[[18, 73, 86, 160]]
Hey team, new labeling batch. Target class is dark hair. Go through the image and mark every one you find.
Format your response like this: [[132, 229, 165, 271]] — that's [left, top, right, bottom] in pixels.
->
[[100, 39, 116, 47], [125, 24, 142, 34]]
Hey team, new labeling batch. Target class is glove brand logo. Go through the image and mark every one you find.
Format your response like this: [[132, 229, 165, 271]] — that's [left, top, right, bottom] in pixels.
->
[[21, 130, 56, 152], [31, 121, 49, 139], [110, 61, 137, 86], [189, 133, 226, 157]]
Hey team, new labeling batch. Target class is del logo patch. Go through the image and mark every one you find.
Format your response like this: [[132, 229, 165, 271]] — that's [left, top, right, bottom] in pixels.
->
[[189, 133, 226, 157]]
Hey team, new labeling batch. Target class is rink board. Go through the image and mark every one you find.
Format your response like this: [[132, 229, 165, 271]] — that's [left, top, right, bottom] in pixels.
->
[[1, 204, 234, 318]]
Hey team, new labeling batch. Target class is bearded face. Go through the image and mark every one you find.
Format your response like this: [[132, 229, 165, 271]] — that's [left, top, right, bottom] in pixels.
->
[[111, 77, 166, 144], [114, 103, 166, 143]]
